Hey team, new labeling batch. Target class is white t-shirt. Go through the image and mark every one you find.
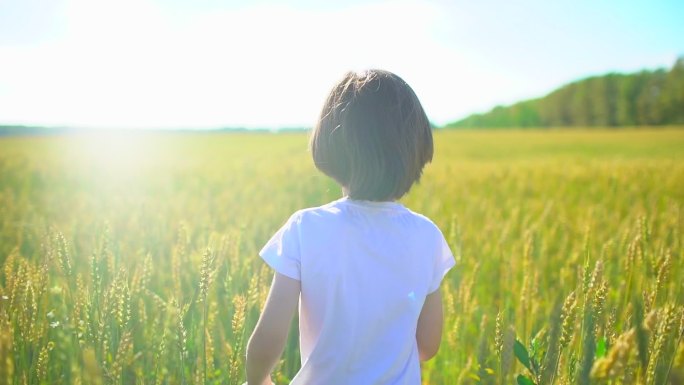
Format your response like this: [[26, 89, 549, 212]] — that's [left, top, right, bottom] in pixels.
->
[[259, 197, 455, 385]]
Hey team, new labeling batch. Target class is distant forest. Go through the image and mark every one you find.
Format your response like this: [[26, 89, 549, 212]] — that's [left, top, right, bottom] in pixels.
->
[[448, 58, 684, 128]]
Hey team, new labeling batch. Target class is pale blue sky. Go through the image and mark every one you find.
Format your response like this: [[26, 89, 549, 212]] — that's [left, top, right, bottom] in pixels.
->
[[0, 0, 682, 129]]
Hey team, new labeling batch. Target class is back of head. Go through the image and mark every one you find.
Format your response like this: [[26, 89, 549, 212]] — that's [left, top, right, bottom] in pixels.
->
[[310, 69, 434, 201]]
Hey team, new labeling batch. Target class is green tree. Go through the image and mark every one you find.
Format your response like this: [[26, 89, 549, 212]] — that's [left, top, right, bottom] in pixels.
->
[[447, 58, 684, 129]]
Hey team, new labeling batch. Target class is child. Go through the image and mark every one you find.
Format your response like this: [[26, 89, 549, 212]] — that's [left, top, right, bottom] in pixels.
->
[[246, 70, 455, 385]]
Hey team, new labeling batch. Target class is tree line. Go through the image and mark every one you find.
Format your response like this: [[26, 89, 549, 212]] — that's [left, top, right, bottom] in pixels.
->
[[447, 57, 684, 128]]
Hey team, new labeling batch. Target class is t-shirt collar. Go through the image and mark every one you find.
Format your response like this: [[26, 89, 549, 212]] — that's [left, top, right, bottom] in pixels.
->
[[338, 196, 405, 210]]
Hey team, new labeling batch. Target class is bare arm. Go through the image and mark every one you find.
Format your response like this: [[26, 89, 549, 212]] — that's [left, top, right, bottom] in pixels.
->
[[246, 273, 300, 385], [416, 289, 444, 361]]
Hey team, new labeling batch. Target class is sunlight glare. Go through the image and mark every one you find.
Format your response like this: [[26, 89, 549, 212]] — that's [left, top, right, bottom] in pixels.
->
[[71, 131, 159, 183]]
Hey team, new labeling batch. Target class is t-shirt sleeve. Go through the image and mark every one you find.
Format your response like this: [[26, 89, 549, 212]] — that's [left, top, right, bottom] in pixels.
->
[[259, 211, 302, 281], [428, 229, 456, 293]]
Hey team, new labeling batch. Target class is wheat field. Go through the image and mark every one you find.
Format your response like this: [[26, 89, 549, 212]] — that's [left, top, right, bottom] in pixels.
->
[[0, 128, 683, 385]]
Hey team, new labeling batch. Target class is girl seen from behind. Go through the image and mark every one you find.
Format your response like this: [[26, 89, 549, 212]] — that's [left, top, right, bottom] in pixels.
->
[[246, 69, 455, 385]]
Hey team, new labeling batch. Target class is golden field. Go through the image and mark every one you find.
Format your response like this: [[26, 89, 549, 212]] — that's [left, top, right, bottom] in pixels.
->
[[0, 128, 683, 385]]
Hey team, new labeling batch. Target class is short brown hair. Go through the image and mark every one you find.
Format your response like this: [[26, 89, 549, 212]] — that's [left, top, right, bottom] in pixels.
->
[[310, 69, 433, 201]]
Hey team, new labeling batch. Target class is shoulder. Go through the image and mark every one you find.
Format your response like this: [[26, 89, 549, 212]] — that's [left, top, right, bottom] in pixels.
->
[[404, 208, 444, 234], [296, 199, 347, 218], [285, 200, 345, 227]]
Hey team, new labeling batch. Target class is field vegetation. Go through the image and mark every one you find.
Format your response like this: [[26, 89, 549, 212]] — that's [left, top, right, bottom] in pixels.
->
[[0, 128, 683, 384]]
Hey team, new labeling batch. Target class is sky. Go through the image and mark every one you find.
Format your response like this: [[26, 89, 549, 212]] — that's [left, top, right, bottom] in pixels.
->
[[0, 0, 682, 129]]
